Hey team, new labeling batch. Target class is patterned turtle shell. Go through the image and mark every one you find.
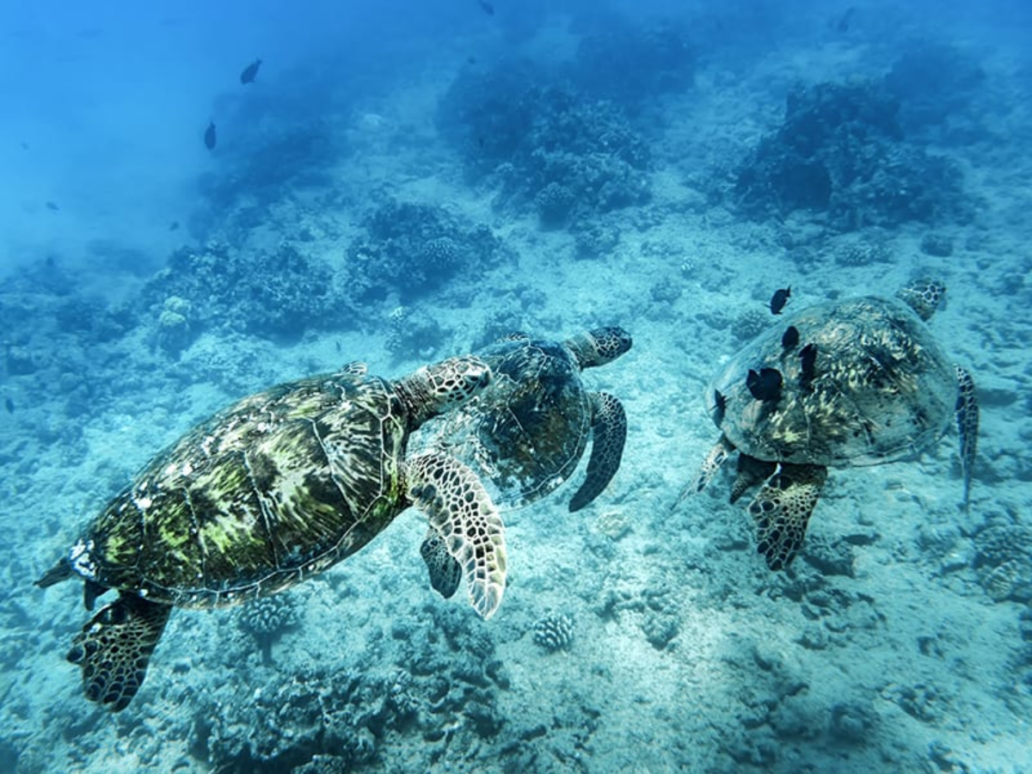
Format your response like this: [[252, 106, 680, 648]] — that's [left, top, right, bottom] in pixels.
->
[[711, 295, 956, 468], [73, 368, 437, 609], [413, 328, 632, 510]]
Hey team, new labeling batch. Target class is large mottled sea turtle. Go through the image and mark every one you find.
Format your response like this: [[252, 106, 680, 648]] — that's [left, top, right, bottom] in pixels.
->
[[36, 356, 507, 712], [681, 280, 979, 571], [412, 327, 632, 598]]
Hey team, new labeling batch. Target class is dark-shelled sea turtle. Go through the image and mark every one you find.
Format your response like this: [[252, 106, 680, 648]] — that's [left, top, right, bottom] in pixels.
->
[[35, 356, 507, 712], [416, 327, 632, 511], [680, 279, 978, 571], [413, 327, 631, 599]]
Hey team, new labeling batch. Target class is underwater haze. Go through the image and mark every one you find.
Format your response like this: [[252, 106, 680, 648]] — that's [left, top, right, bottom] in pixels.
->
[[3, 0, 1032, 771]]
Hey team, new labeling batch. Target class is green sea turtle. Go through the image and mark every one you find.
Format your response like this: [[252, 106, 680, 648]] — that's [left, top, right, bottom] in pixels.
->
[[35, 356, 507, 712], [413, 327, 632, 598], [680, 279, 978, 571]]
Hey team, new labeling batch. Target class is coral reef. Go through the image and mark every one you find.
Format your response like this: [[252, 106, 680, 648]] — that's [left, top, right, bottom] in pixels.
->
[[141, 241, 348, 341], [572, 220, 621, 259], [569, 20, 696, 110], [834, 236, 892, 267], [885, 41, 986, 136], [204, 667, 386, 771], [384, 305, 446, 361], [198, 116, 341, 219], [883, 682, 948, 723], [238, 594, 302, 665], [345, 200, 505, 303], [734, 81, 969, 230], [919, 232, 953, 257], [534, 182, 576, 229], [1015, 607, 1032, 692], [730, 308, 770, 342], [54, 296, 132, 345], [437, 67, 651, 227], [532, 612, 575, 652], [972, 523, 1032, 603], [156, 296, 193, 356], [594, 509, 632, 541]]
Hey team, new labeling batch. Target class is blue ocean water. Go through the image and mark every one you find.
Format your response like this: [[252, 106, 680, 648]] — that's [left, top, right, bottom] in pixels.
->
[[2, 1, 1031, 771]]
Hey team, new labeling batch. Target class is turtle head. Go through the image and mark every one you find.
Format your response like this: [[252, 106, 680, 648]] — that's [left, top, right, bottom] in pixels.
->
[[566, 326, 633, 369], [401, 355, 492, 426], [896, 278, 945, 321]]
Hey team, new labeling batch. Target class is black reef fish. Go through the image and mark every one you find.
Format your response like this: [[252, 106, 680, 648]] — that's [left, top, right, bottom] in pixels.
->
[[781, 325, 799, 350], [204, 121, 217, 150], [799, 343, 818, 392], [834, 7, 857, 33], [747, 368, 783, 402], [713, 390, 727, 426], [240, 58, 262, 84], [4, 397, 13, 414], [770, 287, 791, 315], [45, 201, 60, 212], [478, 0, 495, 15]]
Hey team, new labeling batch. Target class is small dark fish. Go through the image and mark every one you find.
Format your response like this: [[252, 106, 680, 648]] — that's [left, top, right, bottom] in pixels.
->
[[4, 397, 13, 414], [20, 141, 29, 151], [477, 0, 495, 15], [204, 121, 217, 150], [781, 325, 799, 350], [467, 55, 478, 65], [799, 343, 818, 392], [747, 367, 783, 402], [45, 201, 60, 211], [240, 58, 262, 85], [168, 221, 180, 231], [713, 390, 727, 426], [834, 7, 857, 33], [770, 287, 791, 315]]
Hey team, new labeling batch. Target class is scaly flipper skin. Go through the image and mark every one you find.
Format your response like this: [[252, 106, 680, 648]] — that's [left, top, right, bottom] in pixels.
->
[[955, 366, 978, 511], [730, 454, 777, 504], [406, 452, 507, 619], [675, 435, 736, 509], [748, 463, 827, 571], [67, 593, 172, 712], [419, 529, 463, 600], [569, 392, 627, 512]]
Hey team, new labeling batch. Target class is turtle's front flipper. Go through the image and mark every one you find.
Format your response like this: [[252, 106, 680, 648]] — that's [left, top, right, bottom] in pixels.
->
[[674, 435, 736, 510], [569, 392, 627, 512], [67, 592, 171, 712], [955, 366, 978, 511], [419, 529, 463, 600], [748, 463, 827, 571], [407, 453, 507, 619]]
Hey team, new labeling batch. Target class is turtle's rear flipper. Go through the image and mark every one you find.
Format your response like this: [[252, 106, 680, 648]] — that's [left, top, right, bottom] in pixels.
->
[[419, 529, 463, 600], [67, 593, 171, 712], [955, 366, 978, 511], [35, 558, 74, 588], [407, 453, 507, 619], [36, 559, 110, 609], [730, 454, 778, 505], [569, 392, 627, 512], [674, 435, 735, 510], [748, 463, 827, 572]]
